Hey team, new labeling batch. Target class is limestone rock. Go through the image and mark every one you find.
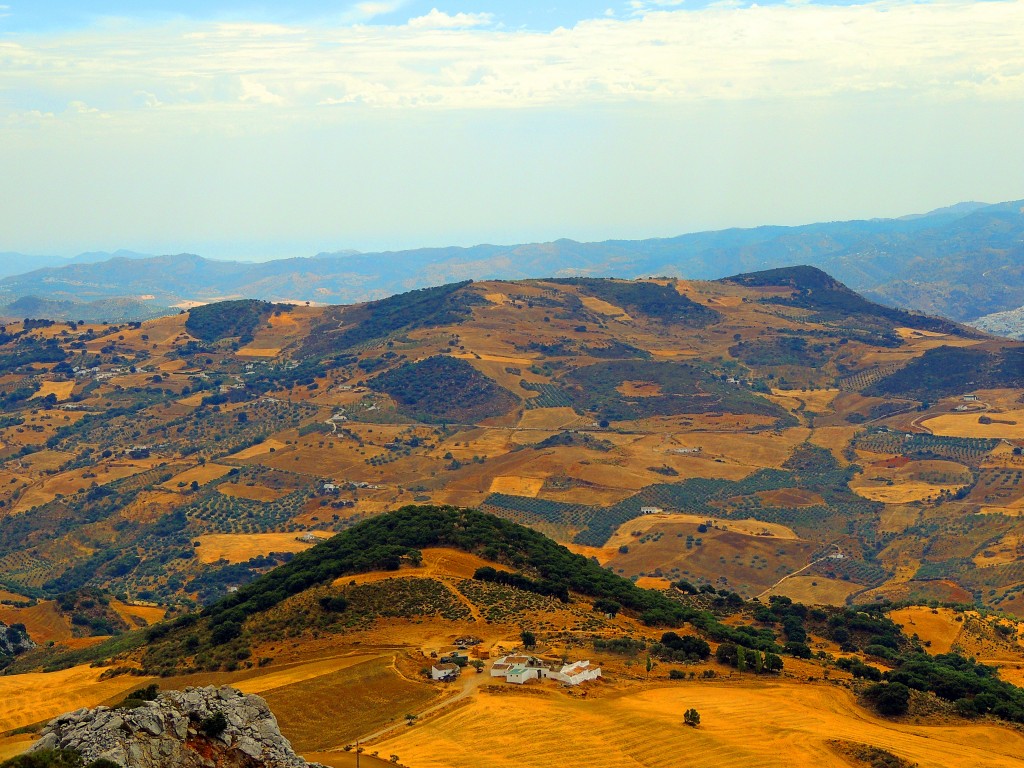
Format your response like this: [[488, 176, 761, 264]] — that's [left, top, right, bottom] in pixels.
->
[[30, 685, 324, 768]]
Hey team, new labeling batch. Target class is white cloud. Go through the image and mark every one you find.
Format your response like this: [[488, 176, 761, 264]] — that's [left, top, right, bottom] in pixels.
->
[[407, 9, 495, 29], [1, 0, 1022, 123]]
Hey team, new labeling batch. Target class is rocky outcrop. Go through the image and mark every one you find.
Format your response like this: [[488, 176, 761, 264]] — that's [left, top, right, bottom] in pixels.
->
[[0, 621, 34, 657], [31, 686, 323, 768]]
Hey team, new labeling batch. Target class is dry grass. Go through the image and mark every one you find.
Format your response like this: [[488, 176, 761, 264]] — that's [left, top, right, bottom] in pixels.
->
[[617, 381, 664, 397], [194, 532, 332, 564], [0, 665, 153, 732], [377, 682, 1024, 768]]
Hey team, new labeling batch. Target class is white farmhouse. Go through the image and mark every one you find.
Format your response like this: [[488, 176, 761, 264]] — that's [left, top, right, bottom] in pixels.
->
[[431, 662, 460, 682], [551, 660, 602, 685]]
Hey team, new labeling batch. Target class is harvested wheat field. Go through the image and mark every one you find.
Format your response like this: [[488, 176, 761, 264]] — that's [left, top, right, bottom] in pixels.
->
[[31, 380, 75, 401], [377, 682, 1024, 768], [236, 346, 282, 357], [605, 515, 800, 550], [160, 463, 234, 490], [263, 656, 443, 752], [849, 481, 964, 504], [888, 607, 963, 654], [229, 438, 289, 460], [232, 653, 383, 696], [765, 575, 861, 606], [110, 600, 166, 627], [516, 408, 585, 430], [488, 476, 545, 497], [218, 483, 287, 502], [0, 665, 154, 732], [922, 411, 1024, 440], [194, 532, 332, 564], [579, 295, 631, 319], [770, 388, 840, 412], [0, 600, 72, 643]]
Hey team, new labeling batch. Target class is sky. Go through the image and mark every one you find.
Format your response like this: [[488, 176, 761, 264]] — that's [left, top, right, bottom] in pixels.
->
[[2, 0, 1023, 261]]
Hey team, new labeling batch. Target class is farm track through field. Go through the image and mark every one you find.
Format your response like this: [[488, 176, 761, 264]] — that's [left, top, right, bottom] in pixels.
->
[[756, 546, 845, 600]]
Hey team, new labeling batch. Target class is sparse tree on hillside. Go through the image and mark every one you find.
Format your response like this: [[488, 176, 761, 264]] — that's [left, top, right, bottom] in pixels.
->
[[683, 708, 701, 727], [520, 630, 536, 649]]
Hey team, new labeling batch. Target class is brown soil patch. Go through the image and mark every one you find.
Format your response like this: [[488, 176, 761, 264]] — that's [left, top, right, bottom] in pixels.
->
[[616, 381, 664, 397]]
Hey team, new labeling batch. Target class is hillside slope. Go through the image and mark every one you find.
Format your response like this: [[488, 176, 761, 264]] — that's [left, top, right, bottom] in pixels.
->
[[3, 200, 1024, 323], [0, 269, 1021, 628]]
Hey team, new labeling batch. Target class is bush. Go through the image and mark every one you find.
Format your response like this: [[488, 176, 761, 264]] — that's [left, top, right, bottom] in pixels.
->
[[864, 682, 910, 716], [199, 712, 228, 738]]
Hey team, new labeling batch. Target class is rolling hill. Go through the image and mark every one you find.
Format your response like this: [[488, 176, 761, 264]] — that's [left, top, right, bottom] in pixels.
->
[[0, 266, 1022, 630]]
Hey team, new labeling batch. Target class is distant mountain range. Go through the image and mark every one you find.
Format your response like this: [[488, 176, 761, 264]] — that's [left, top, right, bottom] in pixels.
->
[[2, 199, 1023, 328]]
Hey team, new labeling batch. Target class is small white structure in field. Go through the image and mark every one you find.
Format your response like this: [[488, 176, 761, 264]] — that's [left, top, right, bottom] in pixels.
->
[[552, 660, 602, 685], [431, 662, 460, 681], [640, 506, 663, 515]]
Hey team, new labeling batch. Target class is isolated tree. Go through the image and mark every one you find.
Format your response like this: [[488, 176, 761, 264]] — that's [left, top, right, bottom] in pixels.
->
[[683, 708, 701, 727], [520, 630, 536, 649]]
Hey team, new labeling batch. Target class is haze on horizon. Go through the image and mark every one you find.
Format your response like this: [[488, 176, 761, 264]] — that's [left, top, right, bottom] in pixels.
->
[[2, 0, 1023, 262]]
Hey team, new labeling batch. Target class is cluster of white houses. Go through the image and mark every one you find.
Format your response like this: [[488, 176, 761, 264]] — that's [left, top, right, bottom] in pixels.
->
[[489, 655, 602, 686]]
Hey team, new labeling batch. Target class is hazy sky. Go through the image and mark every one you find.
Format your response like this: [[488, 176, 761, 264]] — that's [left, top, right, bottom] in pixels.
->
[[2, 0, 1023, 260]]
